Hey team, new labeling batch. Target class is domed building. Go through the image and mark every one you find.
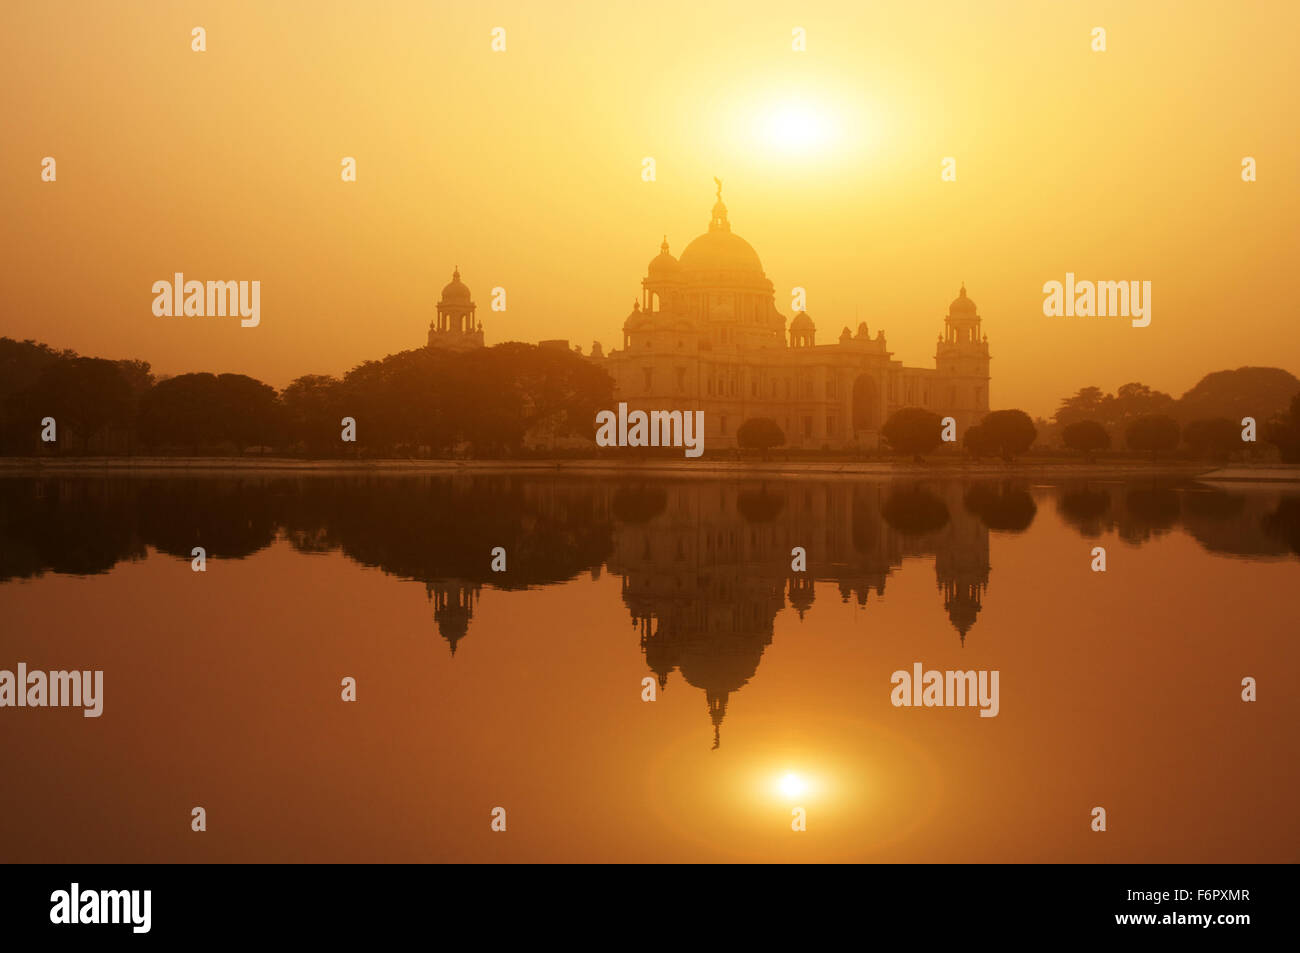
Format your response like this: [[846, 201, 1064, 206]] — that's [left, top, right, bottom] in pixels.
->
[[600, 182, 991, 449], [428, 267, 484, 351]]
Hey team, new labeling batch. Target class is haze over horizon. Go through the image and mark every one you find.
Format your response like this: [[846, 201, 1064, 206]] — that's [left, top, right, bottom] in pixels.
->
[[3, 0, 1297, 419]]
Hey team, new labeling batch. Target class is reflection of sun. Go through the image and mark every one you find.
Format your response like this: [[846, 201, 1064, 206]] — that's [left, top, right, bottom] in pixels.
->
[[778, 772, 808, 798]]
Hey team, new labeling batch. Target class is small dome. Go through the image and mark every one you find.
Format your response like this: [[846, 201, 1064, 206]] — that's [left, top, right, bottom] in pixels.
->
[[648, 237, 681, 278], [624, 301, 649, 330], [790, 311, 815, 331], [950, 284, 976, 314], [441, 267, 472, 304]]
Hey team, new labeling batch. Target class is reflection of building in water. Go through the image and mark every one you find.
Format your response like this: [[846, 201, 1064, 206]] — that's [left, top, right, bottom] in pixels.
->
[[936, 502, 990, 646], [609, 481, 990, 744], [599, 183, 992, 449], [426, 580, 482, 655]]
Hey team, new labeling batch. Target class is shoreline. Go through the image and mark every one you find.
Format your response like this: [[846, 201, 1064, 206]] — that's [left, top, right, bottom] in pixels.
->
[[1, 456, 1289, 481]]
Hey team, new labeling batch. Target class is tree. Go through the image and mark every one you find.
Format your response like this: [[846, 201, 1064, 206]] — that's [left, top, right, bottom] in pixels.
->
[[1110, 382, 1175, 425], [978, 409, 1037, 461], [1125, 414, 1180, 459], [1176, 367, 1300, 424], [962, 423, 998, 460], [1062, 419, 1111, 459], [1054, 386, 1108, 427], [1183, 417, 1239, 461], [881, 407, 943, 462], [1053, 382, 1174, 429], [215, 373, 282, 451], [737, 417, 785, 459], [19, 357, 134, 452], [280, 374, 344, 455], [139, 372, 279, 452]]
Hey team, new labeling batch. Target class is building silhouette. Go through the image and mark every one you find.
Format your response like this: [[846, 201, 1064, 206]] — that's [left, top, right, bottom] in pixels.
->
[[427, 267, 484, 351], [599, 182, 992, 449]]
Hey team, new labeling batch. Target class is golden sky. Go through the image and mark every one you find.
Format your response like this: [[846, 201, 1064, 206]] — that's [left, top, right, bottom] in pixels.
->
[[3, 0, 1297, 416]]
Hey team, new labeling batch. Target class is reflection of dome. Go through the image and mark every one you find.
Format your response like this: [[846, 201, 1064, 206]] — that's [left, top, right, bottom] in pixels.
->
[[648, 237, 680, 278], [790, 311, 814, 331], [949, 284, 976, 313], [427, 581, 478, 656], [788, 576, 815, 619], [679, 229, 764, 275], [943, 581, 983, 646], [441, 267, 472, 304]]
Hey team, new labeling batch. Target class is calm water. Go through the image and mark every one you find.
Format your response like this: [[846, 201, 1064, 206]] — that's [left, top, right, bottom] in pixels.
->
[[1, 473, 1297, 862]]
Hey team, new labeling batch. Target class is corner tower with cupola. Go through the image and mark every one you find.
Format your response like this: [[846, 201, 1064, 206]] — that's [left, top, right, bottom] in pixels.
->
[[934, 284, 991, 432], [428, 267, 484, 351]]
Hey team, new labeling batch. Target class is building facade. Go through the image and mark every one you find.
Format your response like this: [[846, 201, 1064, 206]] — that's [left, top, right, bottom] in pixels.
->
[[600, 185, 992, 449]]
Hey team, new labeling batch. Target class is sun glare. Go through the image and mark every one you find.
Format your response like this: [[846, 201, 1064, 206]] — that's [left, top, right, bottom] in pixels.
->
[[759, 99, 835, 155], [778, 772, 810, 798]]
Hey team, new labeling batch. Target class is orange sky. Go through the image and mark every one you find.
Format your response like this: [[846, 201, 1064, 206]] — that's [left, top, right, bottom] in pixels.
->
[[2, 0, 1297, 417]]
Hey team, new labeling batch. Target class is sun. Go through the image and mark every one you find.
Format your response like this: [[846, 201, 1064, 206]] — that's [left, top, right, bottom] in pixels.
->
[[758, 98, 836, 155]]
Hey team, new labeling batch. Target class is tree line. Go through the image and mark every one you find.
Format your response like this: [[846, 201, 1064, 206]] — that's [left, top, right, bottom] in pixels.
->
[[0, 337, 612, 456], [735, 398, 1300, 463]]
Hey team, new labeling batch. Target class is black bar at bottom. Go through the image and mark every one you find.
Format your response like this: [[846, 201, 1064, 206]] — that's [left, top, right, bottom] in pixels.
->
[[0, 863, 1281, 940]]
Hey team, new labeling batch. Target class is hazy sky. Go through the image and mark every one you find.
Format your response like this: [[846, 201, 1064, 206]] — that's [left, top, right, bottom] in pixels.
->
[[3, 0, 1297, 417]]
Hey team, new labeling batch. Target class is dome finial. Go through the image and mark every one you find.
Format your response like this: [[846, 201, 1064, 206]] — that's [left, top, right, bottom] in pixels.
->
[[709, 177, 730, 232], [660, 235, 669, 253]]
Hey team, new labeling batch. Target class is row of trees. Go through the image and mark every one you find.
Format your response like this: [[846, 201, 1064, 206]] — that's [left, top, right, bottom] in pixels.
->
[[732, 408, 1041, 461], [881, 408, 1039, 462], [0, 337, 612, 456], [1053, 368, 1300, 429], [1060, 416, 1242, 461], [736, 399, 1300, 463]]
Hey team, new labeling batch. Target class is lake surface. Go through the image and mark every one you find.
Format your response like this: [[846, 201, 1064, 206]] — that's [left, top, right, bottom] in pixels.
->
[[1, 473, 1297, 862]]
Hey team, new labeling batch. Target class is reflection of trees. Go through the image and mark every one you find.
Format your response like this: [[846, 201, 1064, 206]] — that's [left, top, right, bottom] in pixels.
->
[[963, 481, 1037, 532], [139, 479, 280, 559], [881, 486, 950, 536], [7, 474, 1298, 736], [1057, 486, 1112, 537], [277, 476, 614, 591], [736, 486, 785, 524], [0, 476, 614, 596], [1181, 490, 1291, 558], [0, 479, 144, 578], [1117, 484, 1181, 543], [1262, 497, 1300, 557]]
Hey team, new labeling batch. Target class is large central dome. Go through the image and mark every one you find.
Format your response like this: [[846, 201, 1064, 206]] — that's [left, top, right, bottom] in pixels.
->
[[677, 183, 765, 276], [678, 229, 764, 274]]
